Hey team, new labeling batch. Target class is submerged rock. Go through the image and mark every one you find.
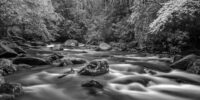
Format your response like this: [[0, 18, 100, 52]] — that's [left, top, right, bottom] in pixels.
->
[[0, 59, 17, 76], [82, 80, 103, 89], [13, 57, 49, 66], [82, 80, 104, 95], [78, 59, 109, 76]]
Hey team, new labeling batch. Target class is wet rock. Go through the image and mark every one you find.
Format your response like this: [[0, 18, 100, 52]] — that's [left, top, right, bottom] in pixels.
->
[[82, 80, 103, 89], [0, 43, 18, 58], [98, 42, 112, 51], [15, 64, 33, 71], [78, 59, 109, 76], [13, 57, 49, 66], [170, 54, 197, 70], [0, 59, 17, 76], [0, 83, 23, 96], [64, 39, 78, 47]]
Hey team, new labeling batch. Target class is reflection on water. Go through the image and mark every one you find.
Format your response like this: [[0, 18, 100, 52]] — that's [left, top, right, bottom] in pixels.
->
[[5, 51, 200, 100]]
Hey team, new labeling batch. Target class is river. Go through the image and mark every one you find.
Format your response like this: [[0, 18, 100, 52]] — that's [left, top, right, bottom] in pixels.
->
[[5, 46, 200, 100]]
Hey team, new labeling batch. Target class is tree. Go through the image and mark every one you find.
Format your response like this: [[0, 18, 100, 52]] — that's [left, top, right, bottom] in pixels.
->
[[128, 0, 167, 49], [0, 0, 62, 42], [150, 0, 200, 51]]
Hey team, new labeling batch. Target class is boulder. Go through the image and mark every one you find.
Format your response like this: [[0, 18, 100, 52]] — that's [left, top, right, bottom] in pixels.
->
[[0, 43, 18, 58], [170, 54, 197, 70], [0, 59, 17, 76], [64, 39, 78, 47], [78, 59, 109, 76], [13, 57, 49, 66], [98, 42, 112, 51]]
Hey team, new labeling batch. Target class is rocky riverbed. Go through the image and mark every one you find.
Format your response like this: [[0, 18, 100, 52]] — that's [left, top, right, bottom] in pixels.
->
[[2, 43, 200, 100]]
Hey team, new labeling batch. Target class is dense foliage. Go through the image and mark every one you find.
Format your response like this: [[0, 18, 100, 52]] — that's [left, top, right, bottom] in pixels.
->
[[149, 0, 200, 53], [0, 0, 200, 53], [0, 0, 62, 42]]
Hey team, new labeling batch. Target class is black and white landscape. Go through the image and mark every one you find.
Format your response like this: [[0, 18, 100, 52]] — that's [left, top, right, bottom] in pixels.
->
[[0, 0, 200, 100]]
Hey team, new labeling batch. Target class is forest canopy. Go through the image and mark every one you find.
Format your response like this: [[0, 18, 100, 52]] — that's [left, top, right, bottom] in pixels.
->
[[0, 0, 200, 53]]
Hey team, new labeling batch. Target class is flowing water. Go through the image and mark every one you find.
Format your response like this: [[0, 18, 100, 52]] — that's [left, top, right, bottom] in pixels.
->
[[5, 46, 200, 100]]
